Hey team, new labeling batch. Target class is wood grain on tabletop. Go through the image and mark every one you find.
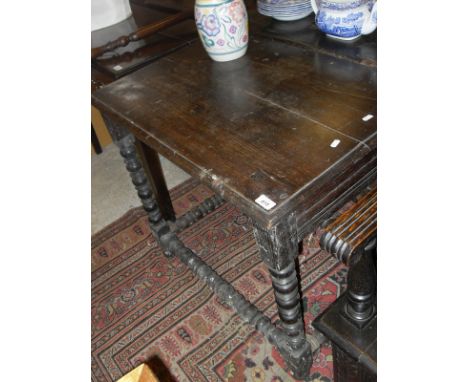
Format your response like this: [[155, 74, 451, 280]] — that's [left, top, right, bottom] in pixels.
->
[[93, 25, 376, 229]]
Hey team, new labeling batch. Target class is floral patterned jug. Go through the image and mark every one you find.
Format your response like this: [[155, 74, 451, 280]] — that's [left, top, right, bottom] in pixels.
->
[[195, 0, 249, 62]]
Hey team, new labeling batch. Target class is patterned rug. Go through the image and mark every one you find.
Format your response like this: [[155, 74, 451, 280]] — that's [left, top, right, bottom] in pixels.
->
[[92, 178, 349, 382]]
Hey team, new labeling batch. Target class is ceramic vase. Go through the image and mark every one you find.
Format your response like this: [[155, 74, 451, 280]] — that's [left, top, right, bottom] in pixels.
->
[[195, 0, 249, 62]]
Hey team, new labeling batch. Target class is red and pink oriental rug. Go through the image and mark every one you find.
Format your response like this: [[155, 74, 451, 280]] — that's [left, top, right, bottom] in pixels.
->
[[91, 179, 348, 382]]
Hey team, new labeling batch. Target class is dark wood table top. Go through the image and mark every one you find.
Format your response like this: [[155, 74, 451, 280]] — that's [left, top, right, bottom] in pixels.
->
[[92, 11, 376, 230]]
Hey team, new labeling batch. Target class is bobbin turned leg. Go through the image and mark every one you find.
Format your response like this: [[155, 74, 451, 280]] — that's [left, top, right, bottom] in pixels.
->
[[109, 121, 313, 379], [102, 114, 176, 222], [117, 134, 173, 256], [253, 215, 312, 380], [115, 133, 294, 363]]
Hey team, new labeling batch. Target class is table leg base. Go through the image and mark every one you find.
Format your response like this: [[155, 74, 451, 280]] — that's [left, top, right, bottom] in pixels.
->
[[163, 229, 318, 379], [117, 134, 320, 379]]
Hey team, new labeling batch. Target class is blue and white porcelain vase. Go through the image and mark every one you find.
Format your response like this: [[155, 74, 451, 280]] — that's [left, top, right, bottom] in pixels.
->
[[310, 0, 377, 40], [195, 0, 249, 62]]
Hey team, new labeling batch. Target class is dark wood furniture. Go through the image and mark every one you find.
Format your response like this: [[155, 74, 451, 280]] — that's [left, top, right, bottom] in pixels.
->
[[92, 9, 376, 379], [91, 10, 193, 59], [91, 0, 198, 85], [320, 186, 376, 268], [92, 0, 199, 219], [313, 186, 377, 382]]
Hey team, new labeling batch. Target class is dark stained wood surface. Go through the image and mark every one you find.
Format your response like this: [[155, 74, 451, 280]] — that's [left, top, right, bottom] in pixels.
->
[[92, 20, 376, 230], [92, 1, 198, 79], [321, 186, 377, 266], [136, 139, 177, 221], [313, 292, 377, 379], [91, 10, 193, 59], [252, 14, 376, 68]]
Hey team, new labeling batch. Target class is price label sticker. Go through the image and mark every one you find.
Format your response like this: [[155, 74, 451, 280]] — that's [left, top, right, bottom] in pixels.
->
[[362, 114, 374, 122], [255, 194, 277, 210], [330, 139, 341, 148]]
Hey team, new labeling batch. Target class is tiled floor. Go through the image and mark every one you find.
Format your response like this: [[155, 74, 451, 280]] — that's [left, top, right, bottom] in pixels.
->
[[91, 143, 190, 234]]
